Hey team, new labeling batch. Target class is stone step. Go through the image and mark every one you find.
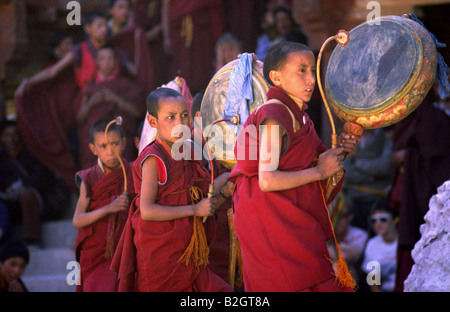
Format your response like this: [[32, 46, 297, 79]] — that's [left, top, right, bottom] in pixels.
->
[[40, 219, 77, 249], [21, 274, 76, 292], [23, 247, 76, 276], [22, 247, 77, 292]]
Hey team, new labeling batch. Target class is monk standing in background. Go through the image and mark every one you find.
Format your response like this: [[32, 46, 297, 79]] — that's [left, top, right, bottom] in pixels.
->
[[161, 0, 225, 93], [77, 46, 146, 169]]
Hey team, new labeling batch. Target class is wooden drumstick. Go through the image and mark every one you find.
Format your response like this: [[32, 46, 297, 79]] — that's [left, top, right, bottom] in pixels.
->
[[202, 184, 214, 223], [316, 30, 350, 186]]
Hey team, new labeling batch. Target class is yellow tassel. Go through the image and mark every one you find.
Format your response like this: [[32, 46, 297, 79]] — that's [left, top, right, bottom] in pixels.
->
[[235, 241, 244, 288], [180, 15, 193, 48], [178, 186, 210, 269]]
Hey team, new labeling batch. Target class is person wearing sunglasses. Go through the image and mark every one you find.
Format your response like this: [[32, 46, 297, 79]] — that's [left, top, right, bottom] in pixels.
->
[[361, 199, 398, 292]]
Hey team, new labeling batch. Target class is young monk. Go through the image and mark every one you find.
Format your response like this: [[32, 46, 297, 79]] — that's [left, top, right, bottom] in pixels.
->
[[15, 11, 135, 94], [229, 41, 360, 292], [73, 120, 135, 292], [77, 45, 146, 169], [111, 87, 233, 292]]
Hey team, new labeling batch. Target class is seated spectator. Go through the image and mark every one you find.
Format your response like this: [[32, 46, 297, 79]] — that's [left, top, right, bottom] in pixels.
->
[[273, 6, 307, 44], [214, 33, 242, 73], [76, 45, 147, 169], [0, 240, 29, 292], [361, 199, 398, 292], [0, 120, 69, 246], [343, 128, 392, 231], [255, 10, 282, 61], [328, 195, 368, 287]]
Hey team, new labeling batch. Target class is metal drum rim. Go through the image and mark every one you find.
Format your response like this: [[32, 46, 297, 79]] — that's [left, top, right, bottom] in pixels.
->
[[201, 59, 269, 169], [325, 16, 423, 118]]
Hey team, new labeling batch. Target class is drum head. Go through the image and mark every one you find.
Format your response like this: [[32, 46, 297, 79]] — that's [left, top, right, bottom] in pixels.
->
[[200, 59, 269, 169], [325, 16, 436, 129]]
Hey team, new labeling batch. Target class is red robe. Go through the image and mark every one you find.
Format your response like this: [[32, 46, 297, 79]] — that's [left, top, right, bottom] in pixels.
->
[[111, 137, 233, 292], [74, 160, 135, 292], [77, 75, 147, 169], [192, 127, 231, 283], [15, 67, 80, 193], [229, 87, 345, 291], [107, 24, 157, 93], [15, 39, 134, 193], [166, 0, 225, 93]]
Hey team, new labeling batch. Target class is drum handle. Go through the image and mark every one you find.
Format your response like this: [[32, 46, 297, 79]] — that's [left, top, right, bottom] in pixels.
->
[[316, 30, 349, 186], [202, 116, 240, 223]]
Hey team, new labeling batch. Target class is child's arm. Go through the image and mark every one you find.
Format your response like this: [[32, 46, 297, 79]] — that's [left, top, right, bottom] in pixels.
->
[[15, 52, 75, 97], [211, 172, 230, 196], [72, 181, 129, 229], [139, 155, 216, 221], [258, 118, 344, 192]]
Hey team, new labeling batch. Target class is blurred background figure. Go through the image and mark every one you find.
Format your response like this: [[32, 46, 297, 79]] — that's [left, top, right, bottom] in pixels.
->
[[0, 240, 29, 292], [361, 199, 398, 292], [255, 10, 282, 61], [214, 32, 242, 73]]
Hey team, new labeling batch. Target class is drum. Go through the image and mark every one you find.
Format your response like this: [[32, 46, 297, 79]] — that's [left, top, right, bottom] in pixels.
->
[[325, 15, 437, 129], [200, 59, 269, 169]]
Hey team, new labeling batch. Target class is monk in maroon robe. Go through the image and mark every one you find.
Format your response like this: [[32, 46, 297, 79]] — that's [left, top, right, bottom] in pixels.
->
[[229, 42, 359, 291], [14, 12, 135, 192], [162, 0, 226, 93], [111, 87, 232, 292], [73, 121, 135, 292], [77, 46, 147, 169]]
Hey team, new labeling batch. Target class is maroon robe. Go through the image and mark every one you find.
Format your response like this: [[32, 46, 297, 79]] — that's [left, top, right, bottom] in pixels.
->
[[15, 67, 80, 192], [107, 25, 157, 93], [391, 100, 450, 291], [166, 0, 225, 93], [132, 0, 170, 88], [15, 39, 133, 193], [74, 160, 135, 292], [192, 127, 231, 283], [229, 87, 345, 291], [77, 75, 147, 169], [111, 137, 232, 291]]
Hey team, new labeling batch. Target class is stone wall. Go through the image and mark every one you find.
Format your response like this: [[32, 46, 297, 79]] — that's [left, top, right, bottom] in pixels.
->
[[404, 180, 450, 292]]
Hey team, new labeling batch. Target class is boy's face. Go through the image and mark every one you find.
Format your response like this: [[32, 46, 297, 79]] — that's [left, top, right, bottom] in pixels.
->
[[270, 50, 316, 103], [85, 17, 108, 44], [89, 130, 126, 171], [96, 49, 118, 78], [0, 125, 22, 154], [147, 96, 189, 147], [275, 11, 293, 37], [371, 212, 395, 236], [0, 256, 27, 283], [109, 0, 131, 26]]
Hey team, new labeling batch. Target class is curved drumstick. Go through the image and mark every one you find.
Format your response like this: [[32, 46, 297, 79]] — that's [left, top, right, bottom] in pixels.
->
[[316, 30, 351, 186], [202, 115, 240, 223], [105, 116, 128, 194]]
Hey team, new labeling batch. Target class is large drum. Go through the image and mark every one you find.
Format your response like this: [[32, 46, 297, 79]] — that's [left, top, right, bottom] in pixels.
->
[[201, 59, 269, 169], [325, 15, 437, 129]]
